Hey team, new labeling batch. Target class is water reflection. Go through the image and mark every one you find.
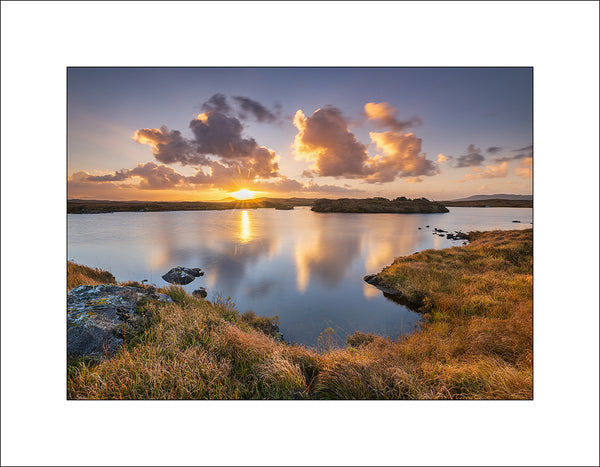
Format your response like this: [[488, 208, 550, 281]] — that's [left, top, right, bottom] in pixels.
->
[[68, 207, 533, 347], [294, 218, 362, 293], [238, 210, 252, 244]]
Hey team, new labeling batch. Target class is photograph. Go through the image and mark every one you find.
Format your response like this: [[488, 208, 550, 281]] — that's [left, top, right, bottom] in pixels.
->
[[67, 67, 533, 400]]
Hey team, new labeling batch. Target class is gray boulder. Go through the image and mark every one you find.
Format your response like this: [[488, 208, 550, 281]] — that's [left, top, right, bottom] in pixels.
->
[[161, 266, 203, 285], [67, 284, 172, 357]]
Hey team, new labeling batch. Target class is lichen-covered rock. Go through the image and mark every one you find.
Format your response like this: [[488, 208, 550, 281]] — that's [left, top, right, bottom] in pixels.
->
[[67, 284, 172, 357], [161, 266, 203, 284]]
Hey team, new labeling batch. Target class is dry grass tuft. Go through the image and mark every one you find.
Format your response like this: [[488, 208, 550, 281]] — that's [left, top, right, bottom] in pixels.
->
[[67, 261, 116, 290]]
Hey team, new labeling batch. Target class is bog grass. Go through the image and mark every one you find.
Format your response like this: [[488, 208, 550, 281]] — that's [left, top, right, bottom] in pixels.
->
[[67, 229, 532, 399], [67, 261, 116, 290]]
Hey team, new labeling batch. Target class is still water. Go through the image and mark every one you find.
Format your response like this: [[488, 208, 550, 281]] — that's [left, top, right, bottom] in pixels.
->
[[68, 207, 532, 347]]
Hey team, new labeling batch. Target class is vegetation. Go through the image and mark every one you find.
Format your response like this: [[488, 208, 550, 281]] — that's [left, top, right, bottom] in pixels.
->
[[67, 261, 116, 290], [441, 199, 532, 208], [67, 229, 532, 399], [311, 197, 449, 213]]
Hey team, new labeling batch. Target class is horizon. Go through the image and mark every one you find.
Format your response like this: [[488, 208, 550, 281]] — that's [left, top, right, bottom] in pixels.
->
[[66, 191, 532, 203], [68, 67, 533, 201]]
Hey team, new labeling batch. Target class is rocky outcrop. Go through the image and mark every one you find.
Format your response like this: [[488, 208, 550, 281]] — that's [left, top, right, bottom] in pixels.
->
[[67, 284, 172, 357], [363, 274, 424, 309], [161, 267, 204, 285]]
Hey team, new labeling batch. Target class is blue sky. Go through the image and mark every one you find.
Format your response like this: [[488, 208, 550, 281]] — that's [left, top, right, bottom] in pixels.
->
[[68, 67, 532, 200]]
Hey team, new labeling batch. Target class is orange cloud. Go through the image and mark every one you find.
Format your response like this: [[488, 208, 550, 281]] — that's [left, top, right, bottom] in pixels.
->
[[294, 106, 438, 183], [367, 131, 439, 182], [437, 153, 448, 163], [293, 107, 369, 177], [364, 102, 422, 131], [515, 157, 532, 178], [464, 161, 508, 180]]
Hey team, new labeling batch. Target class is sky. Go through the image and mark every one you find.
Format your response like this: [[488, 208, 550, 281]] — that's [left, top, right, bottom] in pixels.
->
[[68, 67, 532, 201]]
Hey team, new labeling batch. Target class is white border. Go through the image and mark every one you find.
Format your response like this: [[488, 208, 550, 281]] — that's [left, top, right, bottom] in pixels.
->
[[2, 1, 599, 466]]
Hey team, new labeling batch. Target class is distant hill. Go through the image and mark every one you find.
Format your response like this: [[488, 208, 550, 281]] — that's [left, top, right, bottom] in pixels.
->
[[447, 194, 532, 202]]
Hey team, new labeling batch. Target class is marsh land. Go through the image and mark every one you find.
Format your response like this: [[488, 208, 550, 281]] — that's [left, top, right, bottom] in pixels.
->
[[67, 228, 532, 399]]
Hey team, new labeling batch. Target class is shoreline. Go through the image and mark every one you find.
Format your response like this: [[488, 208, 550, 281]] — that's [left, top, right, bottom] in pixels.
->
[[68, 228, 532, 400]]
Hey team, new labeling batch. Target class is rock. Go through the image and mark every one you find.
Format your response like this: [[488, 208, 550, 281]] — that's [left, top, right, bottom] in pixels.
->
[[192, 287, 207, 298], [186, 268, 204, 277], [425, 225, 430, 228], [512, 220, 521, 223], [418, 227, 422, 230], [434, 228, 447, 233], [67, 284, 172, 357], [161, 266, 202, 285], [363, 274, 380, 285]]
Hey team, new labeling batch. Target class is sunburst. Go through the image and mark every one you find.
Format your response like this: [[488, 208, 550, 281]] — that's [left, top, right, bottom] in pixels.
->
[[231, 188, 256, 200]]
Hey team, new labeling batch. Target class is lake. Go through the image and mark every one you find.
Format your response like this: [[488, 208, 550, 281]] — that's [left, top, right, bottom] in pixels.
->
[[67, 206, 532, 347]]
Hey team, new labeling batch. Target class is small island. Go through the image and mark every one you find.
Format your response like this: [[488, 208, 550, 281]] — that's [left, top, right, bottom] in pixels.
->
[[311, 197, 449, 213]]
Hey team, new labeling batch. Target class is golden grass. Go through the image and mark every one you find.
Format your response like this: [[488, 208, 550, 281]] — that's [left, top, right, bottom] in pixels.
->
[[67, 261, 116, 290], [67, 229, 532, 399]]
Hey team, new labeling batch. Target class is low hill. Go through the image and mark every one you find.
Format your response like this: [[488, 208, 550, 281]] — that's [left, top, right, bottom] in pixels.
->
[[441, 199, 532, 208], [448, 194, 532, 202]]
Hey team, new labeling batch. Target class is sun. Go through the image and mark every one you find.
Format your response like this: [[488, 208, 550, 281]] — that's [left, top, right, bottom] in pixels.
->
[[231, 188, 257, 200]]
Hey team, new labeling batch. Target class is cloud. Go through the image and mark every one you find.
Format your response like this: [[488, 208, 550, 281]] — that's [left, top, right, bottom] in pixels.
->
[[133, 126, 208, 166], [437, 153, 448, 163], [451, 144, 485, 168], [134, 95, 281, 182], [404, 176, 424, 183], [86, 162, 191, 190], [515, 157, 532, 178], [513, 145, 532, 152], [494, 153, 531, 163], [301, 170, 315, 178], [75, 163, 363, 197], [364, 102, 423, 132], [464, 161, 508, 180], [233, 96, 279, 122], [293, 106, 439, 183], [201, 93, 231, 114], [367, 131, 439, 182], [494, 145, 532, 163], [486, 146, 502, 154], [293, 106, 369, 178]]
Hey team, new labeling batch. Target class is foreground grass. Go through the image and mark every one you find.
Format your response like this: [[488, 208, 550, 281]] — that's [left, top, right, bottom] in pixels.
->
[[67, 261, 116, 290], [67, 230, 532, 399]]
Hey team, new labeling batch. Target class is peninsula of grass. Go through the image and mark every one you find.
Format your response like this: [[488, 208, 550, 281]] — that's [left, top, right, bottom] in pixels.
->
[[67, 229, 532, 399], [311, 197, 449, 213]]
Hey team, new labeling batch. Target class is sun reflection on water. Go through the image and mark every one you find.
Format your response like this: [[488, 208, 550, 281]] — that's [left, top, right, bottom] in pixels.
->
[[238, 210, 252, 243]]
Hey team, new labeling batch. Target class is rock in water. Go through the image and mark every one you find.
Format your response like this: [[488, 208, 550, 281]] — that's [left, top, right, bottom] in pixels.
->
[[192, 287, 207, 298], [67, 284, 172, 357], [187, 268, 204, 277], [161, 266, 203, 284]]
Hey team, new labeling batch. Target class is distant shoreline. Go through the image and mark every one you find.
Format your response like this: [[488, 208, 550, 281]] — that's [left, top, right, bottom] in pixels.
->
[[67, 197, 532, 214], [440, 199, 532, 208]]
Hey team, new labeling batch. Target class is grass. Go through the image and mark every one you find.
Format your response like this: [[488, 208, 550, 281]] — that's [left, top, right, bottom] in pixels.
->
[[67, 229, 532, 399], [311, 197, 449, 213], [67, 261, 116, 290]]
